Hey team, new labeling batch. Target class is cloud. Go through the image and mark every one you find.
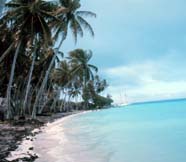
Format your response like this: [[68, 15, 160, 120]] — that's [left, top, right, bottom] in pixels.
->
[[108, 81, 186, 104], [63, 0, 186, 68], [103, 52, 186, 103], [61, 0, 186, 103]]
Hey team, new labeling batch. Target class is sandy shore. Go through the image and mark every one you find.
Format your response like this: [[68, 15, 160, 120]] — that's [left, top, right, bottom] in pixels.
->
[[0, 111, 83, 162]]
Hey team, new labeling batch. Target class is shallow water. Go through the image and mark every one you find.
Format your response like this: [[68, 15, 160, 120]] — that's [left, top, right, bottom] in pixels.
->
[[34, 99, 186, 162]]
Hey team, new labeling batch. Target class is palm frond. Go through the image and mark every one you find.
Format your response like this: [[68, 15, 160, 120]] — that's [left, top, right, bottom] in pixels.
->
[[88, 64, 98, 73], [70, 17, 78, 43], [77, 16, 94, 37], [75, 19, 84, 37], [37, 15, 53, 46], [53, 22, 67, 41], [5, 2, 22, 8], [76, 11, 96, 18], [86, 50, 93, 61], [0, 42, 14, 63], [88, 68, 95, 80]]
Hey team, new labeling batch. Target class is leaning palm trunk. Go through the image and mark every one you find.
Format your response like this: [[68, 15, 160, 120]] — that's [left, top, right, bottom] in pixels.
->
[[6, 40, 22, 119], [83, 76, 88, 110], [31, 58, 55, 118], [30, 72, 45, 117], [60, 90, 67, 112], [27, 86, 34, 115], [50, 88, 60, 113], [22, 50, 36, 116], [50, 96, 57, 112], [38, 82, 53, 114], [0, 43, 14, 63], [63, 92, 68, 112], [38, 97, 51, 114], [32, 39, 64, 119], [75, 96, 79, 110], [66, 95, 72, 112]]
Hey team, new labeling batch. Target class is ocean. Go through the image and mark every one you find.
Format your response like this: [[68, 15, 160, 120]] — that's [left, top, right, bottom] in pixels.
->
[[34, 99, 186, 162]]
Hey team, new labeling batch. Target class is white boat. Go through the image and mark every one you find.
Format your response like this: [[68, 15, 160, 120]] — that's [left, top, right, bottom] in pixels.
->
[[118, 90, 130, 107]]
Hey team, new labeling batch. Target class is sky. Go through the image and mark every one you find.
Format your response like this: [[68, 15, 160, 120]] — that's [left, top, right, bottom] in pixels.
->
[[0, 1, 5, 14], [62, 0, 186, 104]]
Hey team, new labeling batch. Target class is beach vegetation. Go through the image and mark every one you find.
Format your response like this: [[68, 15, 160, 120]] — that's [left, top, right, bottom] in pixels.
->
[[0, 0, 113, 121]]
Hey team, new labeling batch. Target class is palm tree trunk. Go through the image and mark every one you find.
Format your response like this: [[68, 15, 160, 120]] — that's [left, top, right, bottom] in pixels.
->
[[51, 88, 61, 112], [0, 43, 14, 63], [32, 38, 64, 119], [23, 48, 37, 115], [38, 82, 52, 114], [32, 57, 55, 118], [63, 90, 68, 112], [27, 87, 34, 115], [67, 94, 72, 112], [75, 96, 78, 110], [6, 40, 22, 119], [50, 96, 57, 112], [83, 74, 88, 109], [61, 91, 67, 112]]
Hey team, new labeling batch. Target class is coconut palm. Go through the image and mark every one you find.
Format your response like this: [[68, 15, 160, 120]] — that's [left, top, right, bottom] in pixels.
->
[[0, 0, 101, 119], [0, 25, 15, 97], [43, 60, 71, 113], [2, 0, 61, 119], [32, 0, 96, 117], [54, 0, 96, 44], [52, 60, 72, 87], [31, 49, 64, 118], [69, 49, 98, 83], [94, 75, 108, 94], [68, 85, 81, 110], [68, 49, 98, 108]]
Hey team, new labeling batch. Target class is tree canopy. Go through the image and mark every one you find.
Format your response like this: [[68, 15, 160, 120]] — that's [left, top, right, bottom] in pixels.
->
[[0, 0, 113, 120]]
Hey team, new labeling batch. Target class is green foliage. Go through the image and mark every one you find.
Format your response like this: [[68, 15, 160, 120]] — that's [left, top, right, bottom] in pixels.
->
[[54, 0, 96, 43], [92, 94, 113, 108], [0, 0, 112, 120]]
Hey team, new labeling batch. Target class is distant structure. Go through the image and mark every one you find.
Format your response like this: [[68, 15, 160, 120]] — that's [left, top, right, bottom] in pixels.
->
[[119, 89, 129, 106]]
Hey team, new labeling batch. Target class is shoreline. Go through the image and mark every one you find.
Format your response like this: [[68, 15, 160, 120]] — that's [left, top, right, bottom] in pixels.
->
[[33, 110, 93, 162], [0, 110, 85, 162]]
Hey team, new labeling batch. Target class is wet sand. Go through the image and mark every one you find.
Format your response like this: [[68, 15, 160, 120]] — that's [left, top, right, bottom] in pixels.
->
[[33, 111, 92, 162], [0, 111, 82, 162]]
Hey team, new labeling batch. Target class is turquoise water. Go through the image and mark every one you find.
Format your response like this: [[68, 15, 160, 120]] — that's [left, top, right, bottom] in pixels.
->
[[60, 99, 186, 162], [33, 99, 186, 162]]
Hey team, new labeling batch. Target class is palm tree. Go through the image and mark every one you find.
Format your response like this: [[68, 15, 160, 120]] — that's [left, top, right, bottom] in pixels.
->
[[22, 42, 38, 116], [33, 0, 96, 117], [6, 40, 21, 119], [68, 49, 98, 108], [51, 60, 72, 112], [69, 49, 98, 83], [52, 60, 72, 87], [54, 0, 96, 44], [0, 0, 98, 119], [31, 49, 64, 118], [68, 86, 81, 110], [94, 75, 108, 94], [3, 0, 60, 119]]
